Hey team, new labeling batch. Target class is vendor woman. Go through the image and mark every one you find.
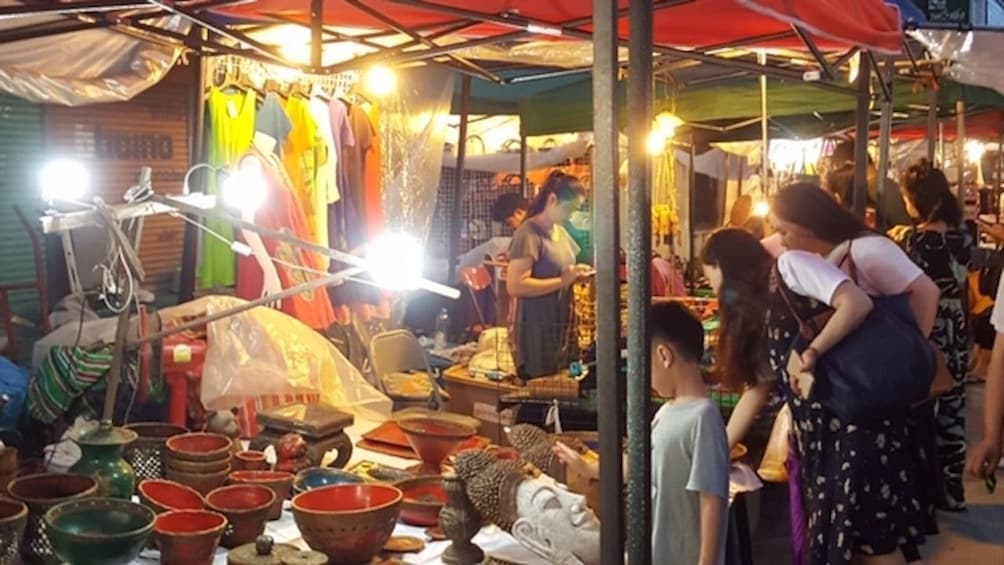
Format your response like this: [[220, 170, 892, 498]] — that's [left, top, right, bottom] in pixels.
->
[[507, 171, 592, 379]]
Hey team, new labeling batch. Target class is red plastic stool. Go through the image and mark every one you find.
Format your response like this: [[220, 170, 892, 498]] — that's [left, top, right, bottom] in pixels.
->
[[162, 337, 206, 428]]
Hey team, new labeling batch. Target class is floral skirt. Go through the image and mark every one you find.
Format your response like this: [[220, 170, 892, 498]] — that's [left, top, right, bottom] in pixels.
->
[[790, 397, 938, 565]]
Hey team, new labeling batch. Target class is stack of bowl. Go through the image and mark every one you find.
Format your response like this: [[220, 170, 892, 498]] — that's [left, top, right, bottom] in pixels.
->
[[123, 423, 188, 485], [205, 484, 273, 549], [165, 433, 232, 496]]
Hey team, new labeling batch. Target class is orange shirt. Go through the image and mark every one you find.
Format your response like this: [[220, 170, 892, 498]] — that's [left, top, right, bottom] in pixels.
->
[[364, 103, 384, 239]]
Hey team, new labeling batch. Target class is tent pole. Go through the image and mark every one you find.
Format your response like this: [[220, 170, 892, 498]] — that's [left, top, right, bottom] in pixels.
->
[[852, 51, 871, 218], [310, 0, 323, 69], [179, 31, 206, 302], [519, 127, 528, 198], [627, 0, 653, 562], [688, 135, 696, 294], [876, 55, 894, 226], [956, 100, 966, 207], [927, 84, 938, 163], [592, 0, 624, 562], [997, 132, 1003, 223], [448, 76, 472, 283], [758, 50, 769, 195]]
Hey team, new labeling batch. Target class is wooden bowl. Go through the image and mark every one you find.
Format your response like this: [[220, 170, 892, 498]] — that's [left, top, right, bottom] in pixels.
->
[[0, 497, 28, 565], [138, 480, 205, 515], [44, 497, 155, 565], [291, 484, 402, 564], [394, 476, 445, 527], [166, 433, 233, 463], [165, 467, 230, 497], [292, 468, 364, 495], [166, 455, 231, 475], [397, 418, 476, 473], [232, 451, 269, 472], [205, 485, 274, 549], [227, 471, 293, 521], [8, 473, 99, 564], [123, 423, 188, 483], [154, 509, 227, 565]]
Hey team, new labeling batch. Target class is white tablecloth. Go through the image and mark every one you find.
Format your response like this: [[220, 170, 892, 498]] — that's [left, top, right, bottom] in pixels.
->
[[133, 418, 549, 565], [134, 419, 762, 564]]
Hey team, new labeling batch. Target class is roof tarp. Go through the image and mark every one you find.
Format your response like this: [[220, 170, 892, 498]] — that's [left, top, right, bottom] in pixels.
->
[[219, 0, 903, 53], [513, 74, 1004, 137]]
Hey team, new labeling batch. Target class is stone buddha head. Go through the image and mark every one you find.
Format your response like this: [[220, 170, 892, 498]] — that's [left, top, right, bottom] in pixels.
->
[[454, 450, 601, 565]]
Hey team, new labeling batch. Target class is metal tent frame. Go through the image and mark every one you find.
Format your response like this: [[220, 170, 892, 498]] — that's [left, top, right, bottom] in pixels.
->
[[2, 1, 973, 563]]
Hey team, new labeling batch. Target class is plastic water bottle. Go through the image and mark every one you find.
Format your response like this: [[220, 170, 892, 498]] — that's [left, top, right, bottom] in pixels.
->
[[434, 308, 450, 350]]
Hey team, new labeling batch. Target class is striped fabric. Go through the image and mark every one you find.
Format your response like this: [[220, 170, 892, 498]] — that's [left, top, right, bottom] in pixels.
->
[[27, 346, 114, 424]]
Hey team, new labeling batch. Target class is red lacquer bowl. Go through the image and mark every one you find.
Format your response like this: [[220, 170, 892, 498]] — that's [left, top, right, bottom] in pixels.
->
[[154, 509, 227, 565], [138, 480, 205, 514], [205, 485, 274, 549], [166, 433, 232, 463], [291, 484, 402, 564], [233, 451, 268, 472], [398, 418, 476, 473], [394, 476, 446, 527], [227, 470, 293, 521]]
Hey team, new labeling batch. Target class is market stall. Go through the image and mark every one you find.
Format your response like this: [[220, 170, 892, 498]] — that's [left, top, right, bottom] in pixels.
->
[[0, 0, 922, 564]]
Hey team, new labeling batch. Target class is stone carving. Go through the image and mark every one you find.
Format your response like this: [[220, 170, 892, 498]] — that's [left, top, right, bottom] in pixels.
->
[[452, 450, 600, 565]]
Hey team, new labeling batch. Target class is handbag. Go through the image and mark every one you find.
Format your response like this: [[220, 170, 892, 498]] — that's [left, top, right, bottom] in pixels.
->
[[758, 403, 792, 483], [774, 244, 936, 422]]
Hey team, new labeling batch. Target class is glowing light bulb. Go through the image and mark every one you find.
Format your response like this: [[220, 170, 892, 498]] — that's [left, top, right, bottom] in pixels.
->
[[965, 140, 986, 164], [366, 232, 423, 290], [646, 131, 667, 155], [752, 200, 770, 218], [654, 112, 683, 139], [363, 65, 396, 97], [222, 156, 267, 215], [40, 159, 89, 203]]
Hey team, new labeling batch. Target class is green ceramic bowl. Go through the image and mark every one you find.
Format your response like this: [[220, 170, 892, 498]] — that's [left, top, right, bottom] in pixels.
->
[[44, 497, 155, 565]]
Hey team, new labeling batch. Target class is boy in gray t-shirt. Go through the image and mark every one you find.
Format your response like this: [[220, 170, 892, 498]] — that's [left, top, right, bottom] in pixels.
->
[[556, 302, 729, 564]]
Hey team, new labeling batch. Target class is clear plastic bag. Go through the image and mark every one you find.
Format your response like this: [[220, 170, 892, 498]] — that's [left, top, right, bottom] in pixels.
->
[[159, 296, 392, 422]]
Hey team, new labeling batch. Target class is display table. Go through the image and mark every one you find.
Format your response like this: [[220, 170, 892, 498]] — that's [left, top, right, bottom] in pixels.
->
[[129, 417, 761, 565]]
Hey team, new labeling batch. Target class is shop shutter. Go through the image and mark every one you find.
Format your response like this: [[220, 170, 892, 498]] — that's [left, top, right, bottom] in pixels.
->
[[43, 69, 193, 295], [0, 94, 46, 326]]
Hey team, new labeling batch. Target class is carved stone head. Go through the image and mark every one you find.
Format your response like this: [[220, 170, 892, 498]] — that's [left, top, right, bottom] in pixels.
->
[[453, 450, 600, 565]]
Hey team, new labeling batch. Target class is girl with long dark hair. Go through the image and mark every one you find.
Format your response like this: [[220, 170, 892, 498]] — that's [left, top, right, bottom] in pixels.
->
[[890, 160, 973, 510], [703, 226, 934, 565], [506, 171, 590, 378]]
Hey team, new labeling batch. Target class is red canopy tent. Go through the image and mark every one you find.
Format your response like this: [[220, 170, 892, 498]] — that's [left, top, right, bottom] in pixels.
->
[[888, 111, 1004, 141], [218, 0, 904, 54]]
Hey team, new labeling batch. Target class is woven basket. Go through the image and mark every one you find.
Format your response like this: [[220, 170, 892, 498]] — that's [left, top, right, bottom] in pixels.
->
[[124, 423, 188, 485], [0, 497, 27, 565]]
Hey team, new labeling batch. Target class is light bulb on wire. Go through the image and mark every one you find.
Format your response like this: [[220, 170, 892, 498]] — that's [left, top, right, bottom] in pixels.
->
[[363, 65, 396, 97], [40, 158, 89, 203], [221, 156, 267, 216], [366, 232, 424, 290]]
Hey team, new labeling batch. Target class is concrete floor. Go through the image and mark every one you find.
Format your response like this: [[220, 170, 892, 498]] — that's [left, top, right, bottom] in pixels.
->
[[750, 383, 1004, 564]]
